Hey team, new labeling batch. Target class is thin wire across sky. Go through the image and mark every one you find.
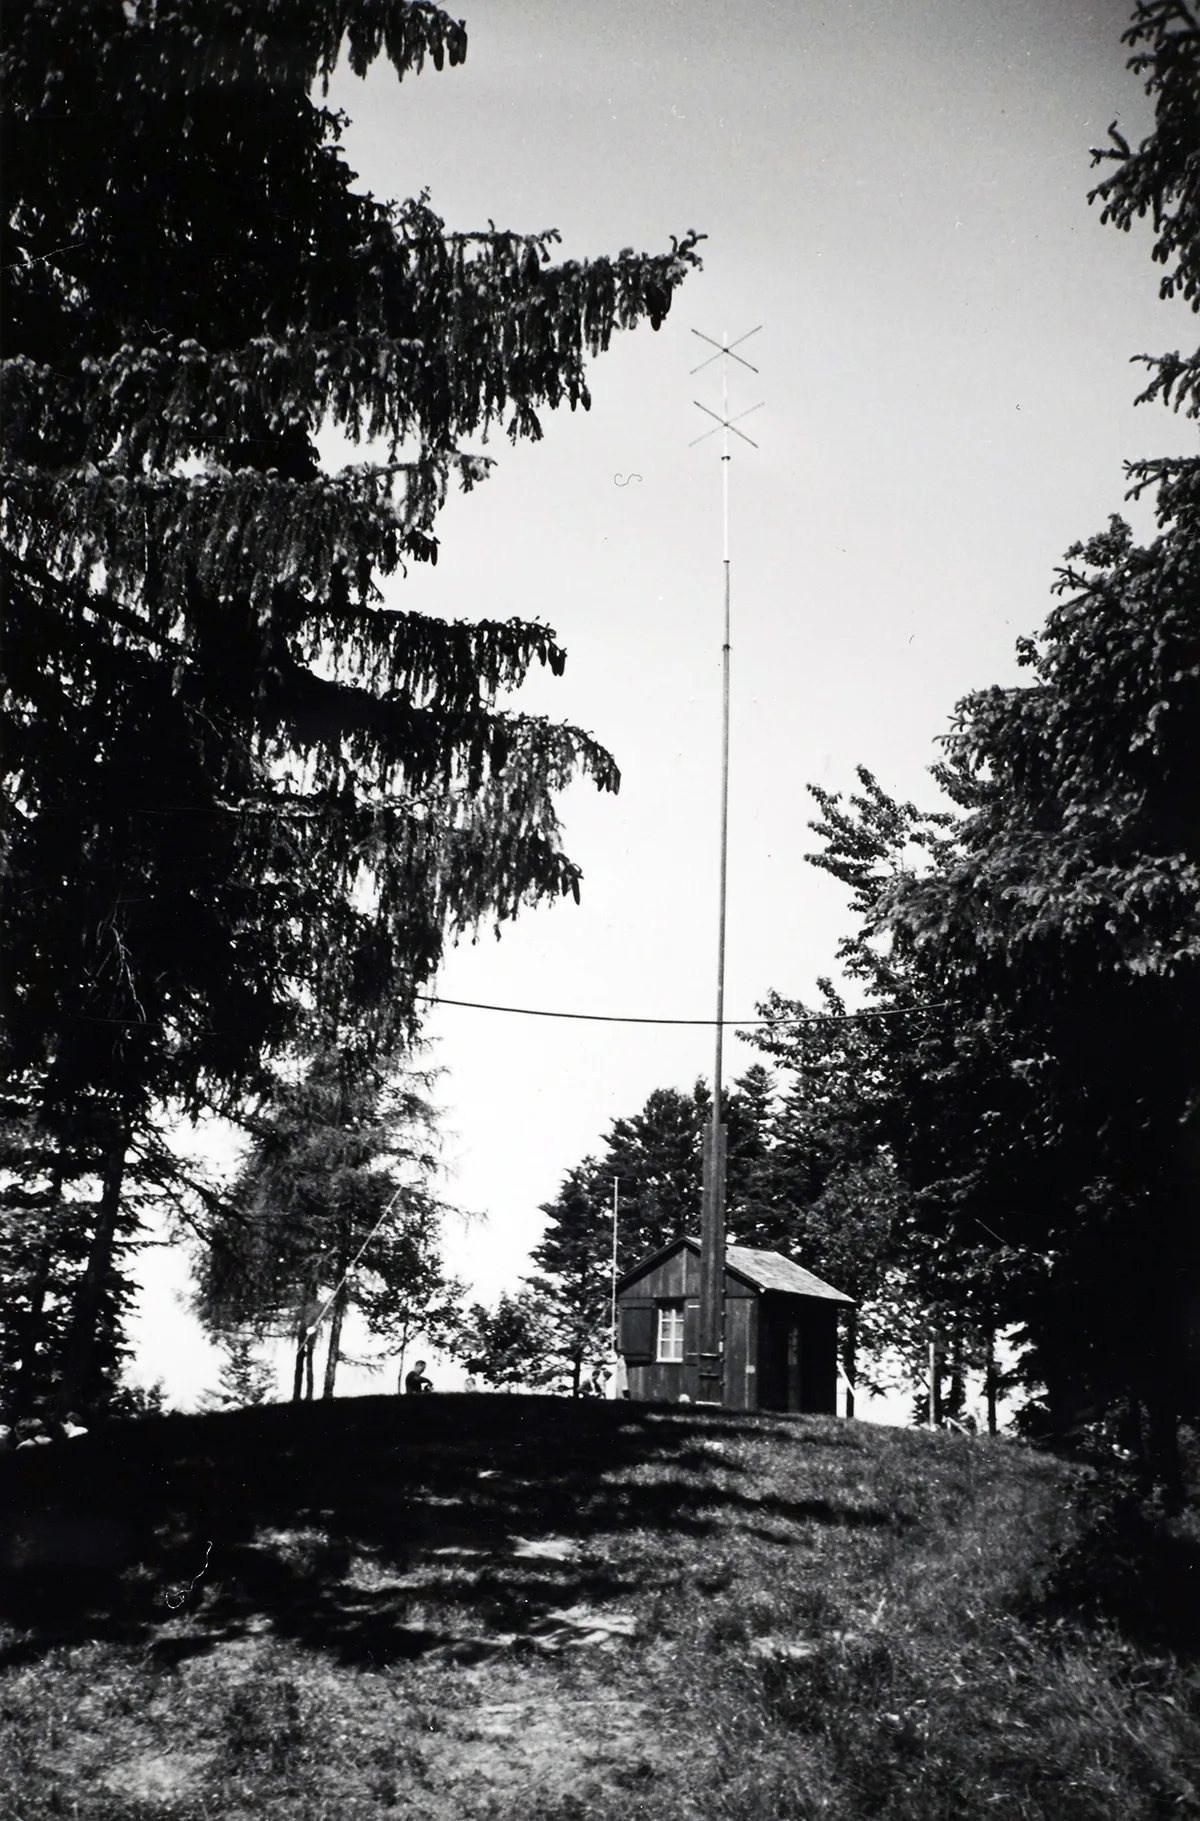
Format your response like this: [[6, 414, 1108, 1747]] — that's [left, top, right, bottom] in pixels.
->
[[416, 993, 957, 1027]]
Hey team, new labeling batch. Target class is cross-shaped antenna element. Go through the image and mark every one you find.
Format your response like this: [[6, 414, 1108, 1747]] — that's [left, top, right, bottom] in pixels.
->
[[691, 399, 763, 448], [690, 325, 763, 447], [690, 325, 761, 376]]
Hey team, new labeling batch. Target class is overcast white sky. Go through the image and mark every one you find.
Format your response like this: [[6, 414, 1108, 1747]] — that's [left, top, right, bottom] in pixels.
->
[[131, 0, 1195, 1409]]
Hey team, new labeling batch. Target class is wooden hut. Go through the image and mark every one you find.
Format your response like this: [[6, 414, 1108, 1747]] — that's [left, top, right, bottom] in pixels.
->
[[616, 1236, 854, 1413]]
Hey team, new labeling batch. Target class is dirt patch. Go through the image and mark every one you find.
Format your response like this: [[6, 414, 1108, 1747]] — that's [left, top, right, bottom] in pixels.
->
[[99, 1749, 213, 1803], [420, 1675, 685, 1815]]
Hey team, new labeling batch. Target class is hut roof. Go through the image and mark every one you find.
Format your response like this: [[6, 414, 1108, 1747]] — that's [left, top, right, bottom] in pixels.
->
[[617, 1235, 854, 1304], [724, 1243, 854, 1302]]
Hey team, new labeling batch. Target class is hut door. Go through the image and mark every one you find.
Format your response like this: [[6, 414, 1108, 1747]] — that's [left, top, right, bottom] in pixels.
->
[[787, 1320, 802, 1412]]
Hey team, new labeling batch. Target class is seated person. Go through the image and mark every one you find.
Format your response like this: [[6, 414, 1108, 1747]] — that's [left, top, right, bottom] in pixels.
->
[[402, 1359, 434, 1395]]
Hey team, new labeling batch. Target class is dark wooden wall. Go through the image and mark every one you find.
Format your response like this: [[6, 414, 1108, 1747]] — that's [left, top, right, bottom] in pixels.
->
[[619, 1249, 757, 1406], [756, 1293, 839, 1414], [618, 1250, 844, 1414], [799, 1301, 839, 1414]]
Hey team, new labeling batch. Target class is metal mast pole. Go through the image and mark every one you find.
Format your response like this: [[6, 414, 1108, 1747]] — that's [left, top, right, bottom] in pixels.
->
[[610, 1178, 620, 1355], [714, 341, 731, 1188], [691, 327, 761, 1407]]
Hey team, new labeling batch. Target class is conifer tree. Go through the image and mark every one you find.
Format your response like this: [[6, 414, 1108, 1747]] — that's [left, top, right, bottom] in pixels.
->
[[752, 784, 1028, 1419], [523, 1160, 617, 1396], [0, 1089, 142, 1419], [762, 0, 1200, 1456], [525, 1073, 775, 1391], [195, 1046, 462, 1398], [202, 1333, 275, 1411], [1, 1, 701, 1409], [865, 0, 1200, 1468]]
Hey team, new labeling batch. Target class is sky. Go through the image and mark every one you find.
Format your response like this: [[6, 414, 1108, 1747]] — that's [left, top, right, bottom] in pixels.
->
[[129, 0, 1196, 1413]]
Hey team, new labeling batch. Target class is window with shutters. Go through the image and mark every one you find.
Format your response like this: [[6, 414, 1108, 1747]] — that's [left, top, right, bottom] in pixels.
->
[[657, 1302, 685, 1362], [619, 1303, 654, 1361]]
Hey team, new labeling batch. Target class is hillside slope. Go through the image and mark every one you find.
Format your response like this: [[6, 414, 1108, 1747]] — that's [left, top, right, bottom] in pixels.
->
[[1, 1396, 1197, 1820]]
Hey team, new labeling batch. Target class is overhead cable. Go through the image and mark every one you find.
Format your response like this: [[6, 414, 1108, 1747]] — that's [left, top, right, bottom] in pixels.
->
[[416, 993, 957, 1027]]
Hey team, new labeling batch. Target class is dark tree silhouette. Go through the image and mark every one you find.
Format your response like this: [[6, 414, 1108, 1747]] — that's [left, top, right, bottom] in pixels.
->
[[1, 0, 701, 1411]]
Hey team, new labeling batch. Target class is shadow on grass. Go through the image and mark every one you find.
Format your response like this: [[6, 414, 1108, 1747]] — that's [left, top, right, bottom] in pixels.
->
[[1034, 1470, 1200, 1657], [0, 1396, 883, 1668]]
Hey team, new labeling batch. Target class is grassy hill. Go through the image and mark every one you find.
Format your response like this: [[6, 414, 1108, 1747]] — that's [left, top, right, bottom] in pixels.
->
[[1, 1396, 1197, 1820]]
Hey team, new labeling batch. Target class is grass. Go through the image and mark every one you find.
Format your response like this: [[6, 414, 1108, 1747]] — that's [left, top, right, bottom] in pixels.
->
[[0, 1396, 1197, 1819]]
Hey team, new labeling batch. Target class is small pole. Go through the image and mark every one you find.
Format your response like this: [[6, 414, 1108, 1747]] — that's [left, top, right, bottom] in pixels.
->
[[928, 1331, 939, 1429], [610, 1177, 620, 1354], [691, 325, 761, 1410]]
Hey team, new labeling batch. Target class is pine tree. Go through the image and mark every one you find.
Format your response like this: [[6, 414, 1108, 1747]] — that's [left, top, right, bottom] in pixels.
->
[[849, 0, 1200, 1470], [751, 777, 1027, 1417], [524, 1160, 616, 1395], [202, 1333, 275, 1411], [354, 1192, 466, 1389], [195, 1046, 462, 1398], [1, 1, 701, 1410], [525, 1073, 776, 1390], [0, 1093, 139, 1419]]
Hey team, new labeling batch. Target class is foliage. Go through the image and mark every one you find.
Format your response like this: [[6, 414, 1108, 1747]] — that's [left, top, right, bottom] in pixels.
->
[[202, 1334, 276, 1411], [1090, 0, 1200, 412], [521, 1162, 616, 1395], [454, 1291, 556, 1389], [752, 774, 1042, 1420], [884, 504, 1200, 1460], [111, 1376, 167, 1419], [763, 608, 1200, 1442], [0, 0, 700, 1408], [0, 1096, 141, 1419], [195, 1046, 464, 1398], [743, 2, 1200, 1466], [765, 488, 1200, 1455], [521, 1073, 777, 1393], [743, 975, 921, 1394]]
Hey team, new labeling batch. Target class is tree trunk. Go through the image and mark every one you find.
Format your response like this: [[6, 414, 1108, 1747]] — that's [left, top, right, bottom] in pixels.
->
[[1147, 1392, 1183, 1511], [57, 1122, 130, 1415], [946, 1329, 966, 1420], [322, 1280, 348, 1399], [843, 1309, 857, 1421], [984, 1326, 998, 1435], [928, 1331, 942, 1427], [14, 1151, 64, 1420], [13, 1234, 55, 1421], [292, 1316, 307, 1402], [392, 1304, 418, 1394], [291, 1282, 323, 1402]]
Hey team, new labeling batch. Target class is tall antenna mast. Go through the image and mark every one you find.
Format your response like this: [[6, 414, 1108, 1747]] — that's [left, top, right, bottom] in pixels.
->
[[690, 325, 761, 1407]]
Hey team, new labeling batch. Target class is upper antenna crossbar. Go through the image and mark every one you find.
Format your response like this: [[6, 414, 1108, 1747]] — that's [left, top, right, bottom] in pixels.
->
[[689, 324, 762, 375]]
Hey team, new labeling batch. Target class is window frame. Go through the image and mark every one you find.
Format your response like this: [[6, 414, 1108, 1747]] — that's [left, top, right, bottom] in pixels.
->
[[656, 1301, 686, 1363]]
